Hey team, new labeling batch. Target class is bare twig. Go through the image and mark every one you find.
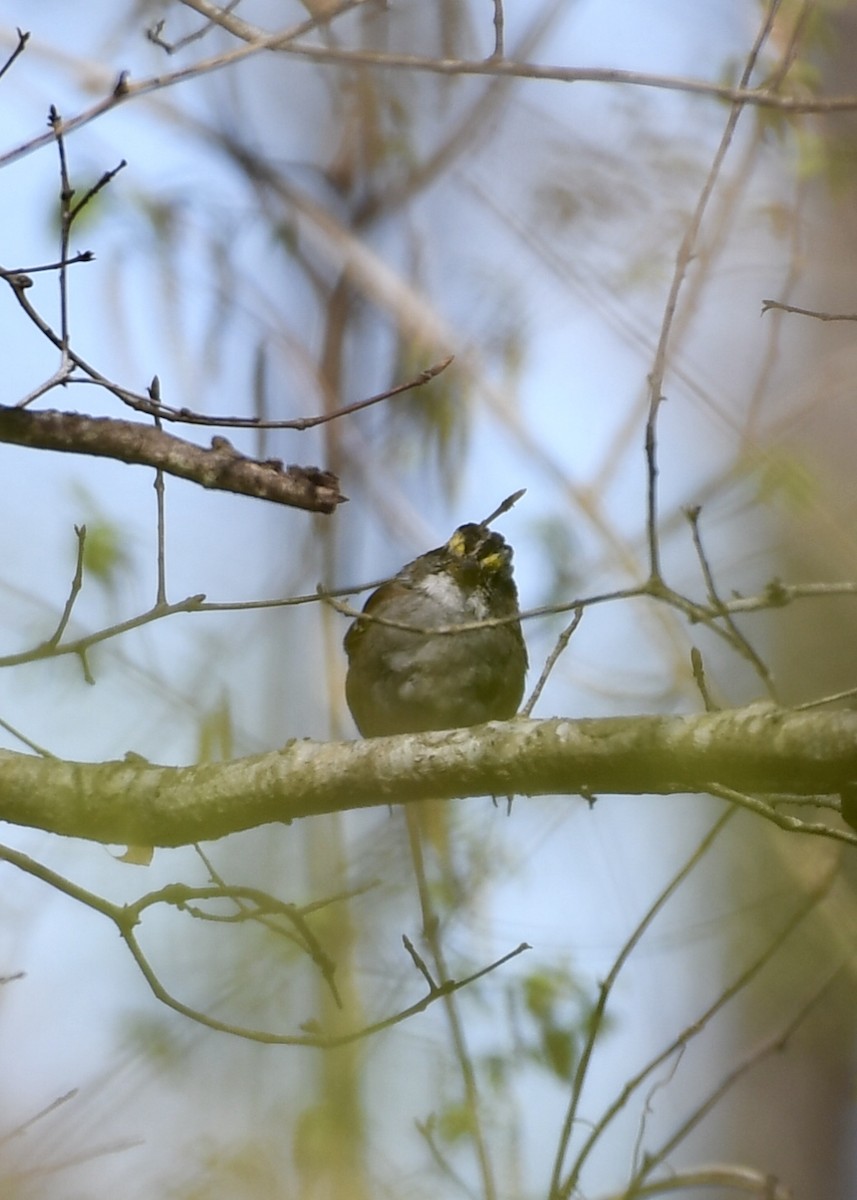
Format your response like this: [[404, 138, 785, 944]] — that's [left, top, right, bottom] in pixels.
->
[[0, 594, 206, 671], [521, 608, 583, 717], [480, 487, 526, 528], [47, 524, 86, 647], [15, 362, 75, 409], [565, 859, 836, 1193], [149, 0, 244, 53], [8, 29, 857, 175], [0, 716, 56, 758], [490, 0, 505, 58], [623, 964, 843, 1196], [0, 3, 372, 172], [0, 27, 29, 84], [139, 354, 455, 430], [4, 261, 448, 433], [684, 505, 777, 698], [689, 646, 717, 712], [0, 253, 94, 278], [550, 808, 735, 1199], [47, 106, 72, 369], [148, 377, 168, 605], [0, 837, 528, 1048], [643, 1, 781, 581], [69, 158, 126, 222], [403, 803, 497, 1200], [707, 782, 857, 845], [761, 298, 857, 321]]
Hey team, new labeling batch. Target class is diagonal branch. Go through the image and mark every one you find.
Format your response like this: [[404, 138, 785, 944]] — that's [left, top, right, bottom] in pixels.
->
[[0, 405, 344, 513]]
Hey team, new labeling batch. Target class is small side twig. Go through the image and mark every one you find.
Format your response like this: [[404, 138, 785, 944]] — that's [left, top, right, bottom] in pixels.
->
[[490, 0, 504, 58], [521, 607, 583, 717], [550, 808, 735, 1199], [0, 837, 528, 1048], [0, 716, 56, 758], [48, 106, 72, 368], [623, 965, 844, 1197], [402, 934, 436, 990], [147, 0, 244, 54], [761, 298, 857, 322], [0, 252, 95, 281], [690, 646, 717, 712], [684, 504, 777, 699], [149, 377, 168, 605], [47, 524, 87, 647], [142, 353, 455, 430], [69, 158, 126, 223], [643, 1, 778, 583], [0, 28, 29, 84]]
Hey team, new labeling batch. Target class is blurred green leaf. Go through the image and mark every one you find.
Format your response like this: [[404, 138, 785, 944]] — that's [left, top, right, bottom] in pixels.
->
[[745, 449, 819, 512], [436, 1101, 475, 1144], [197, 695, 234, 763]]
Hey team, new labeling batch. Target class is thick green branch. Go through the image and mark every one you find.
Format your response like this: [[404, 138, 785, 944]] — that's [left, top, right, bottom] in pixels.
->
[[0, 705, 856, 847]]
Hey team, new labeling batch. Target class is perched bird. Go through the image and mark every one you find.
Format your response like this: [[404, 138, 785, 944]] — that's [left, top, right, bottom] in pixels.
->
[[344, 519, 527, 737]]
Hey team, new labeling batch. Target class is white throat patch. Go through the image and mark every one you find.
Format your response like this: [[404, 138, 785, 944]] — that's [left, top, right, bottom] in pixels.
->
[[420, 570, 489, 619]]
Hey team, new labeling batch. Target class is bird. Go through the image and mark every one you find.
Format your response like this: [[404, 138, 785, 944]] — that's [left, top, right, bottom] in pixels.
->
[[344, 513, 527, 738]]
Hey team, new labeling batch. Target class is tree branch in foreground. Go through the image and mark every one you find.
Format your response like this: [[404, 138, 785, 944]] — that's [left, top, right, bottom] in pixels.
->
[[1, 705, 857, 847], [0, 406, 345, 513]]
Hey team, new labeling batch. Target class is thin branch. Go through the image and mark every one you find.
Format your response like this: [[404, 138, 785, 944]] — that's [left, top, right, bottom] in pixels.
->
[[643, 0, 780, 581], [402, 934, 436, 990], [276, 40, 857, 117], [549, 808, 735, 1199], [0, 594, 208, 670], [0, 1088, 78, 1145], [596, 1165, 792, 1200], [684, 505, 776, 698], [521, 608, 583, 717], [0, 27, 29, 83], [0, 255, 94, 278], [69, 157, 126, 222], [0, 716, 56, 758], [4, 562, 855, 691], [623, 965, 843, 1196], [149, 0, 244, 53], [5, 260, 448, 431], [48, 106, 72, 369], [0, 837, 528, 1047], [0, 3, 372, 172], [490, 0, 505, 59], [761, 298, 857, 321], [6, 31, 857, 174], [565, 859, 836, 1193], [47, 524, 86, 646], [706, 783, 857, 845], [137, 353, 454, 429], [148, 378, 168, 605], [404, 805, 497, 1200], [689, 646, 717, 712], [415, 1116, 480, 1200], [15, 362, 75, 409], [133, 880, 341, 1005]]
